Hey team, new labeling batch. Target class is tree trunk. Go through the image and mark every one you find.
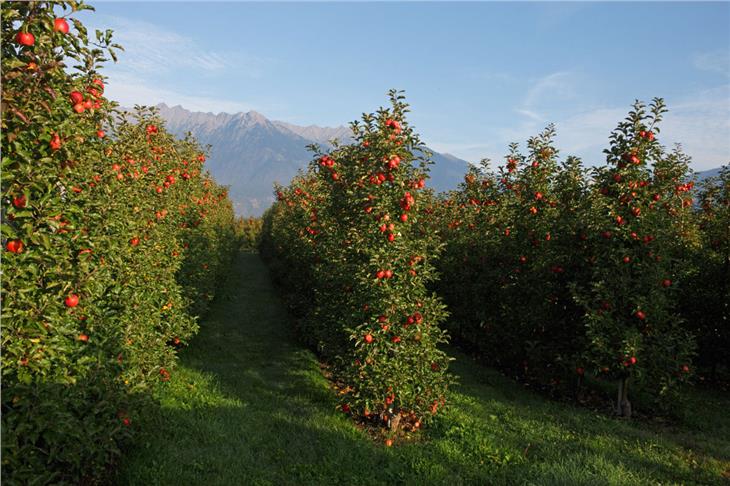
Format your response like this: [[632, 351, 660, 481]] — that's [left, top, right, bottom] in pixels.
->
[[616, 377, 632, 418], [621, 377, 632, 418]]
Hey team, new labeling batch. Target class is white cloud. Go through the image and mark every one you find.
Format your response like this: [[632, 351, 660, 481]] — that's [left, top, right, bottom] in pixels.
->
[[518, 71, 577, 122], [427, 142, 495, 164], [515, 108, 543, 122], [97, 15, 269, 78], [693, 49, 730, 77], [105, 73, 254, 114], [84, 15, 277, 115], [554, 86, 730, 171], [661, 84, 730, 170], [442, 85, 730, 172]]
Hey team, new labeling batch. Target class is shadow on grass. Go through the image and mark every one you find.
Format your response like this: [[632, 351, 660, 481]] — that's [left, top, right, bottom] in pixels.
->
[[116, 252, 730, 486]]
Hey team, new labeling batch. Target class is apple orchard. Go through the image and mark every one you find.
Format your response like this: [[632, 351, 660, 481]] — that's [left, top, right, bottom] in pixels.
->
[[2, 1, 729, 485]]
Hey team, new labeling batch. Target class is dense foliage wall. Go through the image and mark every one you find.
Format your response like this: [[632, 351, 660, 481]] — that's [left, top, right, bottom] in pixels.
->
[[1, 2, 239, 483], [434, 99, 728, 417], [260, 92, 453, 437]]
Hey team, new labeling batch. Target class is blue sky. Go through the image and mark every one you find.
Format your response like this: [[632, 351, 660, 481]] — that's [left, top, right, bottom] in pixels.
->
[[80, 2, 730, 170]]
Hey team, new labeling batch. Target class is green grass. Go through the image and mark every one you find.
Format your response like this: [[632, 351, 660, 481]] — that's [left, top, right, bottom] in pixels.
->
[[116, 251, 730, 485]]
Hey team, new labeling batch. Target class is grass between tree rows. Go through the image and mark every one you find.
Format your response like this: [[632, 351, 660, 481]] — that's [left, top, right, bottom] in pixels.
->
[[116, 251, 730, 485]]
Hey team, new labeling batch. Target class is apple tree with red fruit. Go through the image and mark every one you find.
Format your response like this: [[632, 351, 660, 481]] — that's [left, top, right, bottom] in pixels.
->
[[576, 99, 696, 417], [261, 91, 452, 433], [435, 129, 593, 384], [1, 2, 238, 483]]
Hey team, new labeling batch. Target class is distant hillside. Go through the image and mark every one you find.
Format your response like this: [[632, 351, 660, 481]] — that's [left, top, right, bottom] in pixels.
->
[[154, 104, 469, 216], [695, 166, 725, 183]]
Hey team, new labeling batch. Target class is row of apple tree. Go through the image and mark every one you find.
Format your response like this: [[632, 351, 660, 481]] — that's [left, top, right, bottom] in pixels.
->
[[260, 91, 453, 443], [261, 92, 727, 429], [433, 99, 728, 417], [1, 2, 240, 484]]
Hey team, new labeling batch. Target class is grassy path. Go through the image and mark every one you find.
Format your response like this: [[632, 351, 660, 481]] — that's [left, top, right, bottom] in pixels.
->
[[117, 251, 730, 485]]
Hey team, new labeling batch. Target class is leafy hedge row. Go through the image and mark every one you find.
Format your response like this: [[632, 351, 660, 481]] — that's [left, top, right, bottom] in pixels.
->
[[260, 92, 452, 438], [434, 99, 729, 416], [1, 2, 239, 483]]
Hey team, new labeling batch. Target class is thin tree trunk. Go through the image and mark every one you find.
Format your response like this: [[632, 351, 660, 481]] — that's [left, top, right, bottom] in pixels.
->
[[621, 377, 632, 418], [615, 377, 632, 418]]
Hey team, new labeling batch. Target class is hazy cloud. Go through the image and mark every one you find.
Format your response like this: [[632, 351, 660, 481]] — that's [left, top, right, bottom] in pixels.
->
[[443, 85, 729, 172], [98, 16, 269, 78], [551, 86, 730, 171], [693, 49, 730, 77], [106, 73, 255, 114], [427, 142, 495, 165], [518, 71, 577, 122]]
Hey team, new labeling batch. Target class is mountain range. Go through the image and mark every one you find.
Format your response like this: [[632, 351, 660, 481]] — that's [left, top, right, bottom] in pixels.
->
[[152, 104, 724, 216], [154, 104, 470, 216]]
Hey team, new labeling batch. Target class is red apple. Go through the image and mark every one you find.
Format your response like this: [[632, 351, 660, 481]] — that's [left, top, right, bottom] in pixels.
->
[[70, 91, 84, 104], [634, 310, 646, 320], [662, 279, 672, 288], [364, 334, 373, 344], [50, 133, 62, 151], [130, 237, 140, 246], [53, 18, 69, 34], [15, 31, 35, 46], [6, 239, 24, 253], [12, 195, 26, 208], [96, 130, 105, 138], [65, 293, 80, 307], [78, 333, 89, 342]]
